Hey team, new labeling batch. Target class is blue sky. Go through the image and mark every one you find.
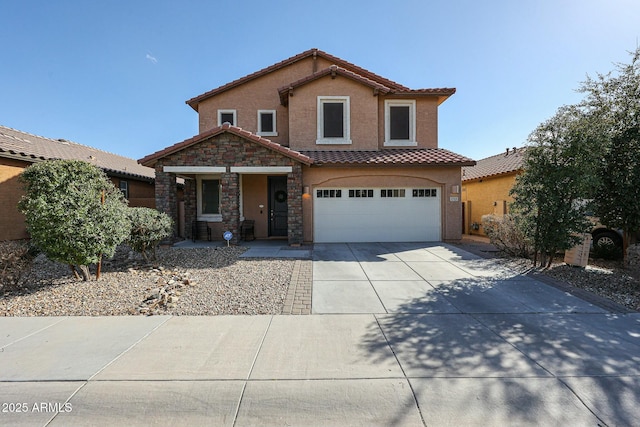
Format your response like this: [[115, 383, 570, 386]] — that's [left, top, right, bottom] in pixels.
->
[[2, 0, 639, 162]]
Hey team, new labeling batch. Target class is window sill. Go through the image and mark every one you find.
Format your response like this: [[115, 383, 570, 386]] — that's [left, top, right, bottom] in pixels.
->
[[197, 214, 222, 222], [316, 139, 352, 145], [384, 140, 418, 147], [258, 131, 278, 137]]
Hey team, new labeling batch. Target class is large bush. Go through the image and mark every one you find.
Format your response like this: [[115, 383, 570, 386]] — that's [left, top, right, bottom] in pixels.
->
[[127, 207, 173, 261], [19, 160, 130, 281], [482, 214, 532, 258]]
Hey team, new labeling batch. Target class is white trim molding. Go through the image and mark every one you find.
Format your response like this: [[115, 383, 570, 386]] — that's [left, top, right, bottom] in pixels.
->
[[384, 99, 417, 147], [230, 166, 292, 174], [316, 95, 351, 145], [218, 109, 237, 126], [163, 166, 226, 173], [257, 109, 278, 136]]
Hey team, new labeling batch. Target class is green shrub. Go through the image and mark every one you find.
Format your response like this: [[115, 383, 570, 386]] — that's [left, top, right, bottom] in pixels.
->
[[19, 160, 130, 280], [127, 207, 173, 261]]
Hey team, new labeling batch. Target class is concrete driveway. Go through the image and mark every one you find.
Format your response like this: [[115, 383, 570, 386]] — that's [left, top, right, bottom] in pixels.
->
[[1, 242, 639, 426]]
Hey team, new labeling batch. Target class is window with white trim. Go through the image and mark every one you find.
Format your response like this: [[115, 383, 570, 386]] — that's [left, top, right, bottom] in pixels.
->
[[218, 109, 237, 126], [197, 176, 222, 220], [317, 96, 351, 144], [385, 100, 416, 146], [257, 110, 277, 136]]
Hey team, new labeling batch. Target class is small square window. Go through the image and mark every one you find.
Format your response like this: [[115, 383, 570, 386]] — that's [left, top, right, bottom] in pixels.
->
[[412, 188, 437, 198], [258, 110, 277, 136], [381, 189, 405, 198], [349, 189, 373, 198], [218, 110, 237, 126], [316, 189, 342, 198]]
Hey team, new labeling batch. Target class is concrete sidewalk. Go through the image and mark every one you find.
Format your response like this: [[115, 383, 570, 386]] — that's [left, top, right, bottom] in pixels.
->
[[1, 243, 639, 426]]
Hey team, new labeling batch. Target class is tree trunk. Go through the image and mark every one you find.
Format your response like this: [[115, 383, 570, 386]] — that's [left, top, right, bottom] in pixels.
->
[[78, 265, 91, 281], [69, 264, 81, 280]]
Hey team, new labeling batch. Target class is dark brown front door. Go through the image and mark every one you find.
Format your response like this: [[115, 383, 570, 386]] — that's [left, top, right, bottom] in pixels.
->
[[268, 176, 288, 237]]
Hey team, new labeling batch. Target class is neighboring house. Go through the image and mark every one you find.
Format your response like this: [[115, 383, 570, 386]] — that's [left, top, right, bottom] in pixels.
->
[[0, 125, 156, 241], [139, 48, 475, 244], [461, 147, 526, 236]]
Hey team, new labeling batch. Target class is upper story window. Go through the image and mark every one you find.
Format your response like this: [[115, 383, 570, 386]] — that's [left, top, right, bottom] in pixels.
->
[[218, 109, 237, 126], [257, 110, 277, 136], [384, 100, 416, 147], [317, 96, 351, 145]]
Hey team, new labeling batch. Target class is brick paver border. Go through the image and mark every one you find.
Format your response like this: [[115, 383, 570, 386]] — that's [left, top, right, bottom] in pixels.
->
[[282, 259, 312, 315]]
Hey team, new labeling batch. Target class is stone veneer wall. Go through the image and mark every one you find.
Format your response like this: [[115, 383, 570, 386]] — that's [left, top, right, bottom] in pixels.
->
[[183, 178, 196, 240], [287, 163, 303, 244], [154, 164, 178, 237], [153, 132, 301, 244], [221, 172, 240, 243]]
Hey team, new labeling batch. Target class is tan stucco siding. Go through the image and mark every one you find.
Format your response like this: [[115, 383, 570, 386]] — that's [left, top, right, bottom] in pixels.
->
[[196, 57, 337, 145], [301, 166, 463, 242], [462, 173, 518, 235], [0, 158, 29, 240], [376, 97, 439, 149], [288, 76, 379, 151]]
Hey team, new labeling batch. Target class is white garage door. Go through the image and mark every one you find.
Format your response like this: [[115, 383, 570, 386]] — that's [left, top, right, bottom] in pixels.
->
[[314, 188, 441, 243]]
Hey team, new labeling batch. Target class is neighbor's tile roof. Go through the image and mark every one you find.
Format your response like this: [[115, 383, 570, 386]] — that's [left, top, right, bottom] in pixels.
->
[[462, 147, 527, 181], [186, 48, 455, 110], [0, 125, 155, 181], [301, 149, 475, 166], [138, 123, 314, 167]]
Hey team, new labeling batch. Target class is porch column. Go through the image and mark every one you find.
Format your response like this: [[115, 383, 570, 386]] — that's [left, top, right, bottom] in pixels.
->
[[287, 164, 303, 245], [184, 178, 196, 240], [155, 163, 178, 237], [221, 172, 240, 244]]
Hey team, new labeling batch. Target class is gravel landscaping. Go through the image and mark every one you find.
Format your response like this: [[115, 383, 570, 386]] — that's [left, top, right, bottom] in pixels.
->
[[1, 240, 638, 316], [1, 244, 294, 316]]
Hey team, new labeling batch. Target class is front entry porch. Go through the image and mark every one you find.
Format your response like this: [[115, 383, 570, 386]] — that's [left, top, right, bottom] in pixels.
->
[[159, 166, 304, 246]]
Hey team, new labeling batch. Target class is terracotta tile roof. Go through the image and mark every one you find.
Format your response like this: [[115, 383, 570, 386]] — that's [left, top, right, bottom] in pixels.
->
[[0, 125, 155, 181], [278, 65, 392, 105], [186, 48, 454, 111], [300, 149, 475, 167], [462, 147, 527, 181], [138, 123, 314, 167]]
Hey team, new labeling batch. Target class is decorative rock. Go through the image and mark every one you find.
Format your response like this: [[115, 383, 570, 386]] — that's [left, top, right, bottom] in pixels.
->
[[627, 244, 640, 271]]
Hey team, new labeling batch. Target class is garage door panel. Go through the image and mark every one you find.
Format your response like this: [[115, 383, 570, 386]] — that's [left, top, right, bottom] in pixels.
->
[[314, 188, 441, 243]]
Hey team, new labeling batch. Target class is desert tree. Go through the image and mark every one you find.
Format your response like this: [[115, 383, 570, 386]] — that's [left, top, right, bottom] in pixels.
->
[[510, 106, 599, 267], [579, 47, 640, 257]]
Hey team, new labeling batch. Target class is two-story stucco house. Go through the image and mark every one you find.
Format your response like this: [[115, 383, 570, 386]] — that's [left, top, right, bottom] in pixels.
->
[[139, 49, 475, 244]]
